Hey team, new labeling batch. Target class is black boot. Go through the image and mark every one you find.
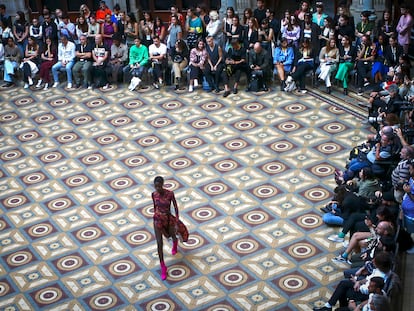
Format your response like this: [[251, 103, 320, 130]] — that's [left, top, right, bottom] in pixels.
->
[[281, 80, 285, 91], [343, 88, 348, 95], [327, 87, 331, 94]]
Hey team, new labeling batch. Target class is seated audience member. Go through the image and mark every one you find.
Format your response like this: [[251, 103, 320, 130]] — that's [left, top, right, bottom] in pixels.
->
[[107, 33, 127, 84], [72, 34, 93, 88], [0, 40, 4, 62], [273, 37, 295, 91], [123, 37, 149, 91], [384, 35, 403, 69], [75, 15, 89, 45], [336, 132, 394, 182], [20, 36, 40, 88], [318, 38, 339, 94], [29, 18, 43, 48], [323, 167, 380, 227], [281, 15, 301, 48], [266, 9, 280, 41], [170, 39, 189, 90], [356, 35, 375, 95], [149, 35, 167, 89], [402, 160, 414, 233], [289, 39, 314, 93], [222, 39, 247, 96], [204, 35, 224, 93], [91, 34, 110, 89], [52, 35, 76, 88], [313, 251, 393, 311], [188, 39, 207, 92], [371, 35, 387, 83], [243, 17, 259, 50], [247, 42, 270, 92], [2, 37, 21, 87], [390, 145, 414, 203], [36, 36, 56, 89], [318, 16, 335, 50]]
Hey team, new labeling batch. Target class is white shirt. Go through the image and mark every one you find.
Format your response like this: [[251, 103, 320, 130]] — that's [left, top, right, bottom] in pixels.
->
[[58, 41, 76, 62], [149, 43, 167, 59]]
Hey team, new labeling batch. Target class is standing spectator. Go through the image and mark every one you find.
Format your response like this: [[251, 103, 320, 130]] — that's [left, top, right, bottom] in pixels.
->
[[243, 17, 259, 50], [295, 1, 310, 22], [87, 16, 100, 45], [42, 14, 58, 45], [79, 4, 92, 23], [101, 14, 117, 47], [334, 5, 355, 32], [372, 35, 387, 83], [253, 0, 267, 25], [170, 39, 189, 90], [0, 4, 12, 29], [117, 11, 127, 43], [290, 39, 315, 93], [29, 18, 43, 48], [91, 34, 110, 89], [402, 160, 414, 232], [72, 34, 93, 89], [223, 7, 235, 34], [396, 3, 414, 54], [167, 14, 182, 52], [355, 11, 375, 46], [123, 37, 149, 91], [391, 145, 414, 203], [300, 13, 321, 53], [58, 15, 76, 42], [336, 14, 355, 45], [0, 36, 3, 62], [2, 37, 20, 87], [318, 38, 339, 94], [107, 33, 127, 84], [111, 3, 121, 23], [377, 9, 395, 43], [266, 9, 280, 42], [186, 8, 203, 50], [13, 11, 29, 56], [206, 10, 224, 48], [36, 36, 56, 90], [148, 35, 167, 89], [247, 42, 270, 92], [204, 35, 224, 93], [225, 15, 243, 50], [170, 6, 185, 27], [312, 2, 328, 29], [20, 36, 40, 88], [188, 39, 207, 92], [75, 16, 89, 45], [196, 5, 209, 37], [53, 9, 64, 27], [282, 15, 301, 48], [124, 12, 139, 48], [154, 17, 167, 44], [258, 18, 274, 56], [242, 8, 254, 30], [335, 35, 356, 95], [140, 11, 154, 47], [95, 1, 112, 24], [274, 37, 295, 91], [319, 17, 335, 49], [51, 35, 76, 88]]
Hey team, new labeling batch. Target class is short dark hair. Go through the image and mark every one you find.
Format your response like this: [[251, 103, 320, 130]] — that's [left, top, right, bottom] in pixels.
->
[[0, 4, 6, 10], [370, 276, 385, 290], [154, 176, 164, 184]]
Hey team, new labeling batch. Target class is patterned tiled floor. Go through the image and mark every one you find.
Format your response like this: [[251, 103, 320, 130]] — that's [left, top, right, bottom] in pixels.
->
[[0, 84, 370, 310]]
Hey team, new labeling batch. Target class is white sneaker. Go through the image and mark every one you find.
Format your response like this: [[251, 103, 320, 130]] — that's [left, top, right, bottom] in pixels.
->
[[328, 234, 344, 243], [88, 85, 93, 90], [36, 79, 42, 88], [103, 84, 109, 90], [67, 83, 72, 89], [194, 79, 198, 87], [52, 82, 59, 88], [189, 85, 194, 92], [28, 77, 33, 86], [43, 83, 49, 90], [24, 83, 29, 89], [300, 89, 307, 94]]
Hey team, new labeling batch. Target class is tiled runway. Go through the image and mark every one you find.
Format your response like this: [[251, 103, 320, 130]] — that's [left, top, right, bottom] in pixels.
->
[[0, 84, 370, 310]]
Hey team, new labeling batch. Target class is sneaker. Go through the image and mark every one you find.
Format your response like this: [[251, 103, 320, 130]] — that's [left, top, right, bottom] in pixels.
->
[[67, 83, 72, 89], [331, 255, 350, 264], [363, 80, 370, 87], [24, 83, 29, 89], [36, 80, 42, 88], [153, 82, 159, 89], [357, 88, 363, 95], [300, 89, 307, 94], [88, 85, 93, 90], [28, 77, 33, 86], [103, 84, 110, 90], [43, 83, 49, 90], [194, 79, 198, 87], [189, 85, 194, 92], [328, 235, 344, 243], [52, 82, 59, 88]]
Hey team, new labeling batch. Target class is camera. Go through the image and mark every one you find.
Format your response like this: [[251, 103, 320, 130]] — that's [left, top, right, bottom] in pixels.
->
[[368, 116, 383, 124]]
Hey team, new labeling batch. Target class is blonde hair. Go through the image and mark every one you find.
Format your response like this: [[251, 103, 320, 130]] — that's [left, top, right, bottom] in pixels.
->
[[209, 10, 219, 21]]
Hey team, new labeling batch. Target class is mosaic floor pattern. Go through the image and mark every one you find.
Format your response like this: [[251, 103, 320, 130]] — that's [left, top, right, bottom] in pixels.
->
[[0, 84, 370, 310]]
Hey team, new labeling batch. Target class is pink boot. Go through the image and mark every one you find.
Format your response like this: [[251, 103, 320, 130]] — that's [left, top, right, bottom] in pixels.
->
[[160, 261, 167, 280], [172, 240, 178, 255]]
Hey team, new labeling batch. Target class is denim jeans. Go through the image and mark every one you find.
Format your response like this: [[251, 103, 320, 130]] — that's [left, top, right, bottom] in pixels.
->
[[4, 59, 18, 82], [322, 212, 344, 226], [52, 61, 75, 84]]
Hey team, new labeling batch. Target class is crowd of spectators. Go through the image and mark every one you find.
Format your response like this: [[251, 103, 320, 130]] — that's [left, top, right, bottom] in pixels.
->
[[0, 1, 412, 95]]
